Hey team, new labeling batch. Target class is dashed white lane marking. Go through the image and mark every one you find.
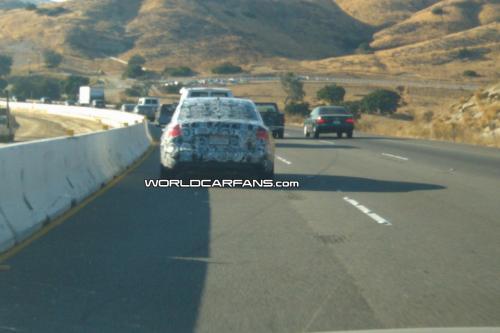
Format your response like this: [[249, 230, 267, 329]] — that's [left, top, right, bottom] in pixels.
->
[[382, 153, 409, 161], [276, 156, 292, 165], [320, 140, 335, 145], [343, 197, 392, 226]]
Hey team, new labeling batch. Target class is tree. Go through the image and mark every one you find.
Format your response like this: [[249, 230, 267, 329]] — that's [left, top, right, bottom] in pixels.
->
[[163, 66, 195, 77], [431, 7, 444, 15], [43, 50, 63, 68], [10, 75, 62, 100], [0, 78, 7, 91], [280, 72, 305, 104], [123, 64, 144, 79], [211, 62, 242, 74], [317, 84, 346, 104], [463, 70, 479, 77], [128, 55, 146, 67], [341, 100, 362, 119], [125, 85, 147, 97], [361, 89, 401, 115], [0, 54, 13, 77], [63, 75, 89, 98], [284, 102, 309, 117], [25, 3, 37, 10]]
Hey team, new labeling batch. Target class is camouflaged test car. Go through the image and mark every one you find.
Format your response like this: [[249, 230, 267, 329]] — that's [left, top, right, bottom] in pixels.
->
[[160, 98, 275, 179]]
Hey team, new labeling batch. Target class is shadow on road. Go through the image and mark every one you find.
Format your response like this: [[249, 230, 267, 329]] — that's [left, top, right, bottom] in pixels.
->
[[274, 173, 446, 193], [0, 146, 211, 333]]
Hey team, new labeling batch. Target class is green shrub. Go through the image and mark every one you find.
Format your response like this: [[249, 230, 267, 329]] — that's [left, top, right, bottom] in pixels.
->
[[63, 75, 89, 99], [211, 62, 243, 74], [284, 102, 309, 117], [43, 50, 63, 68], [341, 100, 362, 119], [317, 84, 346, 104], [125, 85, 144, 97], [281, 72, 305, 104], [463, 70, 479, 77], [457, 48, 477, 60], [128, 55, 146, 67], [356, 42, 373, 54], [361, 89, 401, 114], [0, 54, 13, 77], [0, 78, 7, 91], [123, 64, 145, 79], [25, 3, 37, 11], [164, 66, 195, 77], [423, 111, 434, 123], [36, 7, 69, 17], [10, 75, 62, 100], [431, 7, 444, 15]]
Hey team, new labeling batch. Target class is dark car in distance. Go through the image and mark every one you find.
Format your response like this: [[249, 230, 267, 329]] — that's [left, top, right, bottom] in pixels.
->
[[303, 106, 355, 139], [255, 102, 285, 139], [155, 104, 176, 127], [160, 98, 275, 179]]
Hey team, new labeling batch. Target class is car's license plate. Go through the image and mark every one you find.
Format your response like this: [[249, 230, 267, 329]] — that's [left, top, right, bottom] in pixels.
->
[[209, 136, 229, 145], [333, 120, 341, 125]]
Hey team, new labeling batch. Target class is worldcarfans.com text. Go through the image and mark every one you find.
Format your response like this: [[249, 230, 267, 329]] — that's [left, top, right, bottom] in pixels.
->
[[144, 179, 300, 189]]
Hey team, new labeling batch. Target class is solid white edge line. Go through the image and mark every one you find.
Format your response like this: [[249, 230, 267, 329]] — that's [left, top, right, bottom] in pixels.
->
[[343, 197, 392, 226], [382, 153, 409, 161], [276, 156, 292, 165]]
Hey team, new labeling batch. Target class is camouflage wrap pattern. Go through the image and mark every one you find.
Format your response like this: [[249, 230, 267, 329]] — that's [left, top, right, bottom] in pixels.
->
[[160, 98, 272, 170]]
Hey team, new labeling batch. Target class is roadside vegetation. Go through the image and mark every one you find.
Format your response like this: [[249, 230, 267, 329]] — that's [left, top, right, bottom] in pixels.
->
[[43, 50, 63, 69], [211, 63, 243, 75], [163, 66, 195, 77]]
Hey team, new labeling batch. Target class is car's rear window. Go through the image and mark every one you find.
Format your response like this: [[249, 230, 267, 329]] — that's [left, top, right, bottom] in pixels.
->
[[256, 104, 278, 113], [178, 100, 259, 122], [211, 92, 230, 97], [319, 107, 348, 115], [146, 99, 158, 105], [190, 92, 210, 97]]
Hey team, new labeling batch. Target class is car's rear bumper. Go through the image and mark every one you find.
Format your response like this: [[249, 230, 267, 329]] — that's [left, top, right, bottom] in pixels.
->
[[316, 124, 354, 133]]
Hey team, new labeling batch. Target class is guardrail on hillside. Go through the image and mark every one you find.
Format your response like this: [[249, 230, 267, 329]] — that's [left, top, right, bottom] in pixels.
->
[[0, 106, 151, 253]]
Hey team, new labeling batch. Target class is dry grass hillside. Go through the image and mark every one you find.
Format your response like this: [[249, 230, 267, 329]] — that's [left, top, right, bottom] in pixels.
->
[[334, 0, 440, 26], [371, 0, 500, 49], [0, 0, 497, 81], [0, 0, 373, 68]]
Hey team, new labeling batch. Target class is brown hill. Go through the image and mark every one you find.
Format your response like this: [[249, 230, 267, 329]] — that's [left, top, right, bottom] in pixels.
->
[[0, 0, 497, 80], [0, 0, 373, 67], [334, 0, 440, 27], [371, 0, 500, 50]]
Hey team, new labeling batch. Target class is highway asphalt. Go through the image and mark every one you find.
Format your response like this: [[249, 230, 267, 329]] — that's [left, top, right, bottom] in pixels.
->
[[0, 125, 499, 332]]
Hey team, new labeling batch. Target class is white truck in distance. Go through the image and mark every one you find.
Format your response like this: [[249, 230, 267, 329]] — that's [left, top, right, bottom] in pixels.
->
[[79, 86, 105, 106], [134, 97, 160, 121]]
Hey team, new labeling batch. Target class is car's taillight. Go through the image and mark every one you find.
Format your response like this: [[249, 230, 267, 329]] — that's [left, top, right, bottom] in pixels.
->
[[346, 118, 355, 124], [256, 128, 269, 141], [167, 124, 182, 138], [316, 117, 327, 124]]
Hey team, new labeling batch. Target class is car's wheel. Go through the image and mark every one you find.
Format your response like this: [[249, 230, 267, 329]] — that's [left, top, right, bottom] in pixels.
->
[[313, 128, 320, 139], [256, 162, 275, 180], [337, 131, 343, 139], [304, 125, 310, 138], [278, 129, 284, 139], [347, 130, 353, 138]]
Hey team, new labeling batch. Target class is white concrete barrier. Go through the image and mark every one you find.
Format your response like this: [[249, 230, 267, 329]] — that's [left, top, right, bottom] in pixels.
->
[[1, 101, 145, 129], [0, 107, 151, 253]]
